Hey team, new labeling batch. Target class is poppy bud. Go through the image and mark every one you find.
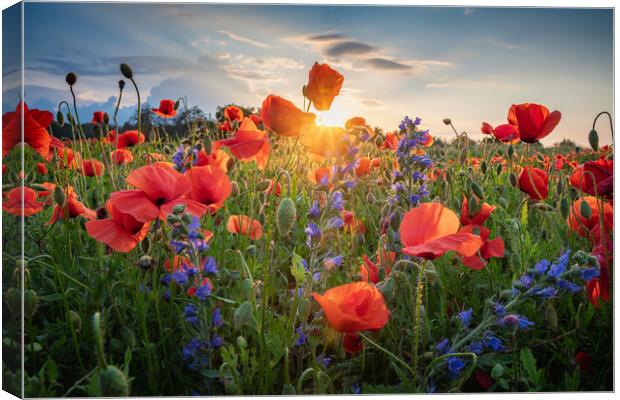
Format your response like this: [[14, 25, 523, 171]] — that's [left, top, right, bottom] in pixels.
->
[[508, 145, 514, 159], [237, 336, 247, 349], [282, 384, 296, 395], [65, 72, 77, 86], [471, 181, 485, 199], [56, 111, 65, 126], [67, 112, 76, 125], [276, 197, 297, 237], [140, 237, 150, 253], [374, 135, 383, 147], [24, 289, 38, 319], [98, 366, 130, 397], [227, 157, 236, 171], [103, 112, 110, 125], [545, 303, 558, 331], [54, 186, 66, 207], [579, 199, 592, 219], [443, 118, 452, 125], [120, 63, 133, 79], [497, 149, 504, 156], [481, 161, 487, 174], [118, 80, 125, 90], [560, 198, 570, 219], [121, 326, 136, 348], [496, 163, 503, 176], [302, 84, 307, 98], [508, 172, 517, 188], [172, 204, 186, 215], [255, 180, 271, 192], [230, 181, 240, 198], [69, 310, 82, 332], [556, 179, 563, 196], [468, 195, 480, 216], [174, 100, 180, 110], [588, 129, 599, 151], [5, 288, 20, 316]]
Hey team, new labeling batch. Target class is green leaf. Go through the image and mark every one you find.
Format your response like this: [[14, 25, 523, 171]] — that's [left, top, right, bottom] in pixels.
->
[[520, 348, 543, 390], [234, 301, 257, 331], [520, 202, 528, 227], [491, 363, 505, 379], [291, 252, 306, 285]]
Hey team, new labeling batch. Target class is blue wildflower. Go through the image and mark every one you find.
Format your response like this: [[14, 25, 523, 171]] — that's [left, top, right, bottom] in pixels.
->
[[482, 334, 504, 352], [171, 269, 189, 285], [579, 268, 600, 281], [295, 326, 307, 346], [458, 308, 473, 328], [351, 383, 362, 394], [326, 216, 344, 230], [534, 286, 558, 299], [212, 307, 223, 328], [202, 256, 218, 274], [534, 259, 551, 275], [468, 341, 483, 355], [555, 279, 582, 293], [436, 338, 450, 354], [446, 357, 465, 376], [210, 334, 224, 349], [305, 223, 321, 246], [518, 274, 534, 289], [492, 302, 506, 315], [548, 249, 571, 277], [170, 240, 187, 254], [195, 282, 212, 301], [330, 191, 344, 211], [184, 303, 199, 326], [308, 201, 321, 219]]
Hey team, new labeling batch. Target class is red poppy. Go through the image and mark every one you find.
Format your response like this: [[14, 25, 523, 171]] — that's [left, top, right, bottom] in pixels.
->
[[458, 225, 505, 270], [343, 210, 366, 234], [91, 111, 106, 124], [345, 117, 367, 131], [481, 122, 520, 144], [2, 102, 53, 158], [263, 179, 282, 197], [308, 167, 332, 188], [460, 196, 495, 226], [116, 130, 145, 149], [219, 121, 232, 132], [85, 195, 151, 252], [305, 62, 344, 111], [81, 159, 105, 177], [110, 149, 133, 165], [2, 187, 45, 216], [566, 196, 613, 238], [260, 95, 316, 137], [359, 254, 393, 284], [250, 114, 262, 126], [226, 215, 263, 240], [186, 165, 231, 213], [507, 103, 561, 143], [343, 332, 363, 354], [194, 145, 230, 172], [574, 352, 592, 373], [399, 202, 483, 260], [311, 281, 390, 333], [111, 163, 207, 222], [518, 167, 548, 200], [36, 163, 48, 175], [355, 157, 372, 177], [570, 158, 613, 200], [420, 132, 434, 147], [223, 105, 244, 122], [215, 118, 270, 170], [380, 131, 400, 151], [48, 187, 96, 224], [474, 370, 495, 390], [152, 99, 177, 118], [587, 243, 611, 306]]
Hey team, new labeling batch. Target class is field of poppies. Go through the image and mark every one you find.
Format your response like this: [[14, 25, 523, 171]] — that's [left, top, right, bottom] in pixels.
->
[[1, 61, 613, 396]]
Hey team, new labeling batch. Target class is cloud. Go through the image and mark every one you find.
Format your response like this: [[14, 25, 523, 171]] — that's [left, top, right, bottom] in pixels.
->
[[217, 30, 270, 48], [425, 79, 518, 90], [366, 57, 412, 71], [464, 8, 475, 16], [482, 38, 524, 50], [325, 41, 377, 57]]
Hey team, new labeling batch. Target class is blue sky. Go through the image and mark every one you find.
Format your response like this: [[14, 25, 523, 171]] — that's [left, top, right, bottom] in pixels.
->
[[2, 3, 613, 145]]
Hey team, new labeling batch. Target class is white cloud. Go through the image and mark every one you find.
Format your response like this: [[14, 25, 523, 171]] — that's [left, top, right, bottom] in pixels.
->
[[217, 30, 270, 48]]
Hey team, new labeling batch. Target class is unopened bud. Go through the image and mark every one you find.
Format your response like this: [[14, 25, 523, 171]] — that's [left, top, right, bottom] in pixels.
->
[[65, 72, 77, 86], [120, 63, 133, 79], [53, 186, 66, 207]]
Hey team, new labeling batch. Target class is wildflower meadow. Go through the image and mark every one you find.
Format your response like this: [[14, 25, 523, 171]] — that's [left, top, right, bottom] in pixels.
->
[[1, 8, 615, 396]]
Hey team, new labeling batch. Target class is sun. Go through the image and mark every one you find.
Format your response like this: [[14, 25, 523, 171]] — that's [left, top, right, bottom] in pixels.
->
[[314, 105, 351, 128]]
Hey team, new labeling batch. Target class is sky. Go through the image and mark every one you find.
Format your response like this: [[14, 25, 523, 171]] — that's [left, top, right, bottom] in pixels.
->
[[2, 3, 614, 146]]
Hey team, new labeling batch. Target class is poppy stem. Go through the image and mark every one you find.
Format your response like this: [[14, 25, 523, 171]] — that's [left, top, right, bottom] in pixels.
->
[[129, 77, 141, 145], [357, 332, 416, 378], [592, 111, 614, 141]]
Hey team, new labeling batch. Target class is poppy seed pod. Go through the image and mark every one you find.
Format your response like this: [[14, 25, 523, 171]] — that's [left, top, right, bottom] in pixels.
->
[[98, 366, 130, 397], [471, 181, 485, 199], [588, 129, 599, 151], [53, 186, 66, 207], [579, 199, 592, 219], [56, 111, 65, 126], [509, 173, 518, 188], [65, 72, 77, 86], [68, 310, 82, 332], [276, 197, 297, 237], [560, 198, 570, 219], [120, 63, 133, 79]]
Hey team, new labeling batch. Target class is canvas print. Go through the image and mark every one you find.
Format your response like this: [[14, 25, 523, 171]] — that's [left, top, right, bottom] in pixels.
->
[[1, 2, 614, 397]]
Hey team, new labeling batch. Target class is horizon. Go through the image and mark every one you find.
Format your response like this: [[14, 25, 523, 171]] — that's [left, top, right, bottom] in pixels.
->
[[2, 3, 614, 146]]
